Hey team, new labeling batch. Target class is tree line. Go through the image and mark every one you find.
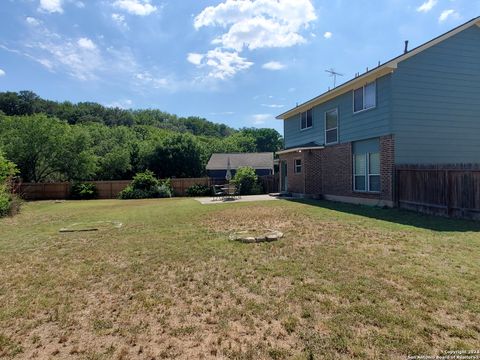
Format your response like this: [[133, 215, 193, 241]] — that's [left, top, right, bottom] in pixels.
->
[[0, 91, 283, 183]]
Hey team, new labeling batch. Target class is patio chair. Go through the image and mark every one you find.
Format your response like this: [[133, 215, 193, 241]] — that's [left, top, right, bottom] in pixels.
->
[[212, 185, 224, 201]]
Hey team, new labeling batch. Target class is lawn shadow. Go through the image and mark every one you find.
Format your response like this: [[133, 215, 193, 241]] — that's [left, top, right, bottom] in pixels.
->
[[287, 198, 480, 232]]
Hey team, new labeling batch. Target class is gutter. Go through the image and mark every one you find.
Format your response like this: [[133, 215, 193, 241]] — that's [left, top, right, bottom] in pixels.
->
[[276, 146, 325, 155]]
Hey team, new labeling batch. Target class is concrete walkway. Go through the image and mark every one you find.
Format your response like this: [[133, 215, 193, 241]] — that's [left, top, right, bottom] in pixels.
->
[[195, 194, 280, 205]]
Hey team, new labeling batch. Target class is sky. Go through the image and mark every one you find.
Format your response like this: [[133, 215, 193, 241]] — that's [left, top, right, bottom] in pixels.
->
[[0, 0, 479, 134]]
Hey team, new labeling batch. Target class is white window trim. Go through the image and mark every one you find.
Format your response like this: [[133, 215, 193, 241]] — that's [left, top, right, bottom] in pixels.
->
[[353, 81, 377, 114], [294, 159, 302, 174], [353, 152, 381, 193], [300, 109, 313, 131], [324, 108, 339, 145]]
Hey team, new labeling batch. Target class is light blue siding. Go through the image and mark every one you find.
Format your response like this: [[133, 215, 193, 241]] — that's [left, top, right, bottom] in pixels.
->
[[392, 25, 480, 164], [284, 74, 392, 149], [353, 138, 380, 154]]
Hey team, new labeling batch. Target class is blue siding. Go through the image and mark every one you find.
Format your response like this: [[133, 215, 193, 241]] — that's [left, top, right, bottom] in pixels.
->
[[284, 74, 392, 149], [392, 25, 480, 164]]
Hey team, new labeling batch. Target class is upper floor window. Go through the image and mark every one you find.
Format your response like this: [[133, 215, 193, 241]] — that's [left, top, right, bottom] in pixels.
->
[[325, 109, 338, 145], [301, 109, 313, 130], [294, 159, 302, 173], [353, 82, 376, 113]]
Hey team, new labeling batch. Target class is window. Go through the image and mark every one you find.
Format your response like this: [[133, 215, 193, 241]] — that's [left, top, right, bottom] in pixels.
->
[[325, 109, 338, 144], [353, 82, 376, 113], [353, 152, 380, 192], [354, 154, 366, 191], [294, 159, 302, 173], [368, 153, 380, 192], [301, 109, 313, 130]]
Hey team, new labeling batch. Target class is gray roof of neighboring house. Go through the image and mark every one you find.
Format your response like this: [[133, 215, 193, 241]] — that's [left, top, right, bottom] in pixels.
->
[[206, 153, 274, 170]]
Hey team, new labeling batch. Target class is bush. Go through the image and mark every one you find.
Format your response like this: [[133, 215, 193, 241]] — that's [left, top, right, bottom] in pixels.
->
[[71, 182, 97, 200], [130, 170, 159, 191], [186, 184, 212, 197], [119, 170, 172, 199], [0, 187, 10, 217], [0, 185, 21, 217], [0, 152, 20, 217], [232, 166, 261, 195]]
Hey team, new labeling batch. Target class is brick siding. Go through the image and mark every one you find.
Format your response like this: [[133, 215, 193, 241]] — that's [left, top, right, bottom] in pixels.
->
[[279, 135, 395, 201]]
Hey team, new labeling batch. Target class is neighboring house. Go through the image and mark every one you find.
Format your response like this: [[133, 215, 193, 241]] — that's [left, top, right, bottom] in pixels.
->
[[276, 17, 480, 207], [206, 153, 274, 178]]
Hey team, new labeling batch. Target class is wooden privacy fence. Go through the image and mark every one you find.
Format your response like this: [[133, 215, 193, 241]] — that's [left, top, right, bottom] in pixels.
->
[[396, 165, 480, 220], [17, 178, 226, 200], [16, 175, 279, 201], [259, 174, 279, 194]]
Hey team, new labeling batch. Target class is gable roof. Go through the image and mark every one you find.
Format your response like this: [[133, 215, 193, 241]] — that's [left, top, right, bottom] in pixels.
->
[[206, 153, 274, 170], [276, 16, 480, 120]]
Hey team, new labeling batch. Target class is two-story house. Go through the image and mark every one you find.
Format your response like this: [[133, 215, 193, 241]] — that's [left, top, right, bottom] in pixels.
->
[[276, 17, 480, 207]]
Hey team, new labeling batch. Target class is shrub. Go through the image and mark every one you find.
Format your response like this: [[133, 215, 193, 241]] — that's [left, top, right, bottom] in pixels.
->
[[186, 184, 212, 197], [130, 170, 159, 191], [232, 166, 261, 195], [0, 152, 20, 217], [0, 187, 11, 217], [119, 170, 172, 199], [71, 182, 98, 200]]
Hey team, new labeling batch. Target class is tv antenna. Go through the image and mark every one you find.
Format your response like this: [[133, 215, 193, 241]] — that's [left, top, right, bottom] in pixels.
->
[[325, 68, 343, 88]]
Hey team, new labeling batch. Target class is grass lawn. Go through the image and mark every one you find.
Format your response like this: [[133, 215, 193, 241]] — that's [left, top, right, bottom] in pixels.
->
[[0, 198, 479, 359]]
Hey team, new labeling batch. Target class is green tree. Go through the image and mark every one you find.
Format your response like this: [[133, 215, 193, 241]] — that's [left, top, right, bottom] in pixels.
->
[[0, 151, 18, 183], [147, 133, 204, 178], [240, 128, 283, 152], [84, 124, 135, 180], [0, 114, 96, 182]]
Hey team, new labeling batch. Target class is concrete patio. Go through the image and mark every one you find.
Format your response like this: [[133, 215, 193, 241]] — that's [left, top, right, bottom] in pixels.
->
[[195, 194, 280, 205]]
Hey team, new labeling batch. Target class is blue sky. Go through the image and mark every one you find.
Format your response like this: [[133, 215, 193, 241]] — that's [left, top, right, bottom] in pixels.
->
[[0, 0, 479, 133]]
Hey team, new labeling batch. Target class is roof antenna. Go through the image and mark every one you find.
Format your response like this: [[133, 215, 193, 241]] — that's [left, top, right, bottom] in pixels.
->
[[325, 68, 343, 88], [404, 40, 409, 54]]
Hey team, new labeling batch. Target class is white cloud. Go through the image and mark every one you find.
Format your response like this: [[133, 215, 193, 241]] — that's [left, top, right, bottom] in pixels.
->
[[135, 71, 169, 89], [112, 13, 128, 28], [106, 99, 133, 109], [113, 0, 157, 16], [251, 114, 272, 125], [262, 61, 286, 71], [417, 0, 437, 13], [194, 0, 317, 51], [187, 53, 204, 65], [188, 48, 253, 80], [261, 103, 284, 108], [438, 9, 460, 22], [77, 37, 96, 50], [39, 0, 63, 13], [75, 1, 85, 8], [16, 26, 103, 80], [324, 31, 332, 39], [0, 69, 5, 77], [26, 17, 41, 26]]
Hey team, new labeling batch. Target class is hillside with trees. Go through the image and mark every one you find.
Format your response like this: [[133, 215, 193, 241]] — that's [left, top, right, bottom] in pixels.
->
[[0, 91, 283, 182]]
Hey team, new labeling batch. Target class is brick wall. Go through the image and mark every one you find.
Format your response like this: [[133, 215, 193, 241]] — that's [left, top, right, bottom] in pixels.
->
[[305, 150, 323, 195], [278, 135, 395, 201], [320, 142, 352, 196], [279, 151, 305, 194]]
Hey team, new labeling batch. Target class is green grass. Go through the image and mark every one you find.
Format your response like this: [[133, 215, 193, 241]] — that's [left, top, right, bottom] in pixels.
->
[[0, 198, 479, 359]]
